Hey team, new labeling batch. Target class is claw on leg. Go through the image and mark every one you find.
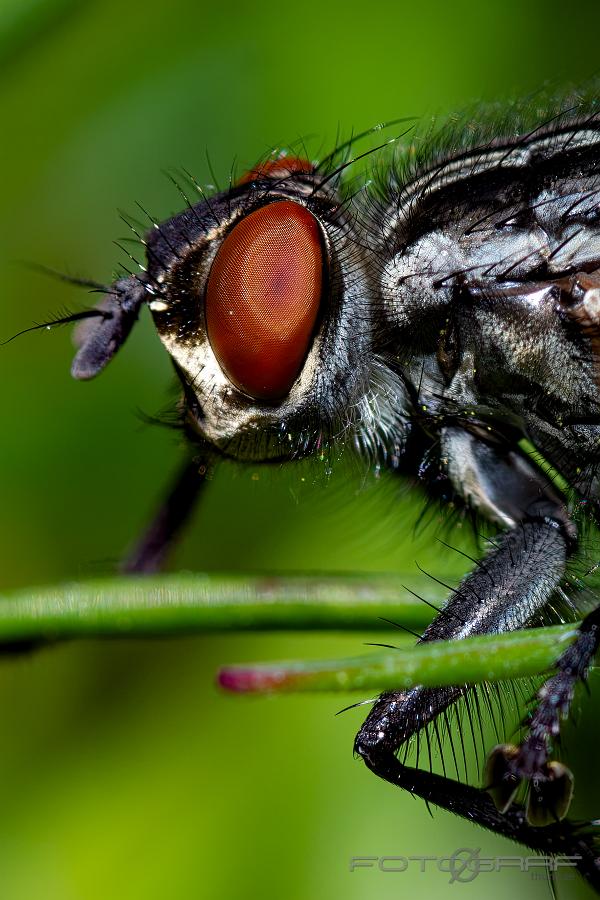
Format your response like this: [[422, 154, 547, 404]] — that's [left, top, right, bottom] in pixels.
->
[[485, 743, 574, 826], [484, 743, 521, 813], [528, 761, 574, 827], [484, 606, 600, 825]]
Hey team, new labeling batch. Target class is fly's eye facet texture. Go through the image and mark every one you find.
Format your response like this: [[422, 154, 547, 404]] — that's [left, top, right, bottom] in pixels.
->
[[205, 200, 324, 402]]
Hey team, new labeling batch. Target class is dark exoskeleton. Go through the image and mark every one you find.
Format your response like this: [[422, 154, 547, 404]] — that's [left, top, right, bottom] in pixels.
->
[[32, 95, 600, 890]]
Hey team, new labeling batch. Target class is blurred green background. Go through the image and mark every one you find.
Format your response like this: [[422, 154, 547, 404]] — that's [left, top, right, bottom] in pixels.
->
[[2, 0, 600, 897]]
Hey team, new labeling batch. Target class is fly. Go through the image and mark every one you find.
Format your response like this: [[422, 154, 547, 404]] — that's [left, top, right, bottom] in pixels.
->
[[12, 88, 600, 892]]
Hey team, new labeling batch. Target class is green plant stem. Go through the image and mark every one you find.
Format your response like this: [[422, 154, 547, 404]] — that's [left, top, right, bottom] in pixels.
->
[[2, 575, 583, 697], [218, 624, 580, 693], [0, 572, 442, 642]]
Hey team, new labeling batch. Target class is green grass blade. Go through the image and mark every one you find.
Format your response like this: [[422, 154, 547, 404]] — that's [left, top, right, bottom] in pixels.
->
[[218, 624, 580, 693], [0, 572, 444, 642]]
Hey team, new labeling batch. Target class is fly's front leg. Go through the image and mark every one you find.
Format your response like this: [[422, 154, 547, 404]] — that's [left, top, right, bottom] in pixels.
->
[[122, 454, 215, 574]]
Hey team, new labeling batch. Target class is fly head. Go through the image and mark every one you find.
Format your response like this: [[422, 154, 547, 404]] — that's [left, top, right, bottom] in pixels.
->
[[136, 159, 386, 462]]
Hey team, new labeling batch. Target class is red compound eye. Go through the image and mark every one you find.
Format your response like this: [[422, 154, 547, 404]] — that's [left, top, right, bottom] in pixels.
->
[[205, 201, 324, 401], [237, 157, 314, 184]]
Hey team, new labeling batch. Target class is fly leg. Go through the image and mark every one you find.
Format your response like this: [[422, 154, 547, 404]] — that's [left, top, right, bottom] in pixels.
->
[[354, 517, 568, 793], [353, 517, 600, 888], [489, 604, 600, 826], [356, 740, 600, 891], [354, 428, 600, 866], [122, 454, 215, 574]]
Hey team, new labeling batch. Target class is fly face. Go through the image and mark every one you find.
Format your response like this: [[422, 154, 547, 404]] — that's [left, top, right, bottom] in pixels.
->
[[142, 160, 382, 461]]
